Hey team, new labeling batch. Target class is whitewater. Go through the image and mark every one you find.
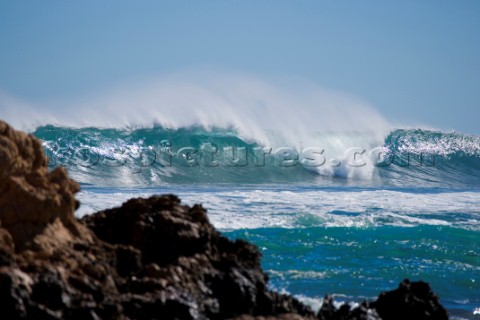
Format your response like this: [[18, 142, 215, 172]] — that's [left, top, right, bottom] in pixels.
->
[[1, 74, 479, 319]]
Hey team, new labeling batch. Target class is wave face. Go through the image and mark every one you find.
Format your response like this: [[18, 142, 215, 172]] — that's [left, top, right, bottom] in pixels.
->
[[34, 125, 480, 188], [381, 129, 480, 188]]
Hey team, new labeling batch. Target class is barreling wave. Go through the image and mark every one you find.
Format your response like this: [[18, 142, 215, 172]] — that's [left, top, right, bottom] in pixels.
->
[[34, 125, 480, 188]]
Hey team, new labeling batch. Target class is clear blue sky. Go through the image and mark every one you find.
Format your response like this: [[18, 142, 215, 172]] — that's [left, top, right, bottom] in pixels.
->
[[0, 1, 479, 134]]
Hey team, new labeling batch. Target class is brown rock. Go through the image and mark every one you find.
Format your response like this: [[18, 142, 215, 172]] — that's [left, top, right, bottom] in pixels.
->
[[0, 120, 92, 252]]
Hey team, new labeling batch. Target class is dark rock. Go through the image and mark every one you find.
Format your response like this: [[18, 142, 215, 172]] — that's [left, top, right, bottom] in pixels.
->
[[317, 296, 337, 320], [115, 245, 142, 277], [31, 269, 71, 310], [371, 279, 448, 320], [0, 267, 32, 319], [82, 195, 315, 319], [316, 279, 448, 320], [0, 228, 15, 267], [82, 197, 215, 267]]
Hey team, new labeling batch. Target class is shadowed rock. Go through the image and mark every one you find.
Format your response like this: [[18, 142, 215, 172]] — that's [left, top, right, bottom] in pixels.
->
[[371, 279, 448, 320], [81, 195, 315, 319]]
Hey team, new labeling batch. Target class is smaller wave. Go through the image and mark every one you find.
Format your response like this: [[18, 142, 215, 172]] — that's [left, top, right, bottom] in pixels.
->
[[380, 129, 480, 188], [385, 129, 480, 157]]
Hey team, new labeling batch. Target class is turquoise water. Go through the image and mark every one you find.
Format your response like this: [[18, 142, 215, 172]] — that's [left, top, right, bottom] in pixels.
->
[[225, 225, 480, 318], [35, 125, 480, 319]]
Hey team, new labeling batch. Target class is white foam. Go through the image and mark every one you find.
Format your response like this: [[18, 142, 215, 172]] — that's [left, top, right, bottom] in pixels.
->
[[76, 187, 480, 231]]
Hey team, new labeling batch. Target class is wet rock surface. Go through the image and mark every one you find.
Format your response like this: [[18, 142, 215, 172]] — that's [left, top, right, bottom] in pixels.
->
[[0, 120, 449, 319]]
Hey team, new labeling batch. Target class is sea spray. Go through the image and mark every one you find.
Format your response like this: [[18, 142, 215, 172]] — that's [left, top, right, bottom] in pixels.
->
[[0, 72, 390, 144], [4, 74, 479, 185], [33, 125, 480, 188]]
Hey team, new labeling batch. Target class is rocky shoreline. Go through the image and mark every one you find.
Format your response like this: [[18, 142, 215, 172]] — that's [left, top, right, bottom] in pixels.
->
[[0, 120, 448, 319]]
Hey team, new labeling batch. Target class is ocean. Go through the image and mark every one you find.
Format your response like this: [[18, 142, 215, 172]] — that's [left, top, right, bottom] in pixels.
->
[[34, 125, 480, 320]]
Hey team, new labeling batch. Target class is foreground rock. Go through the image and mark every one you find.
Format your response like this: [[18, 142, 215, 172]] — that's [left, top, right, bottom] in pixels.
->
[[81, 195, 314, 319], [0, 121, 92, 253], [0, 120, 449, 319]]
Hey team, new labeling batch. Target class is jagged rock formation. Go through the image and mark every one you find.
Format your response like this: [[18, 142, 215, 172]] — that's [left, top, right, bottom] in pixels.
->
[[0, 120, 92, 253], [317, 279, 448, 320], [81, 195, 315, 319], [0, 120, 449, 319]]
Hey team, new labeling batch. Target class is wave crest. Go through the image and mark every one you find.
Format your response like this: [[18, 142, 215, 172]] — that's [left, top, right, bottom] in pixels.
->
[[34, 125, 480, 188]]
